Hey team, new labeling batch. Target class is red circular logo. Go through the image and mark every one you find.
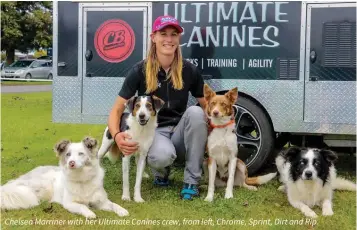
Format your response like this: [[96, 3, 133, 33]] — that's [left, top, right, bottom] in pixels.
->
[[94, 19, 135, 63]]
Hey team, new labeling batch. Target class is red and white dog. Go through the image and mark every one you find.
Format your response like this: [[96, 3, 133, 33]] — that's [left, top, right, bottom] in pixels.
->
[[203, 84, 276, 202]]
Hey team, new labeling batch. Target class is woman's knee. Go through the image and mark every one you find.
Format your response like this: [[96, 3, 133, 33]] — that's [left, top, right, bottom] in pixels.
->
[[185, 106, 206, 122], [147, 145, 177, 169]]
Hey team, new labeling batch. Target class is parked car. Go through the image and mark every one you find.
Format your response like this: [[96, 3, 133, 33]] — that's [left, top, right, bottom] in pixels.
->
[[1, 59, 53, 79], [37, 55, 52, 60]]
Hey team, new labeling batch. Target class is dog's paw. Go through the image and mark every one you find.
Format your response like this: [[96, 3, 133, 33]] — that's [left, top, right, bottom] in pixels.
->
[[83, 210, 96, 219], [322, 208, 334, 216], [134, 196, 145, 203], [121, 194, 131, 201], [305, 210, 318, 218], [247, 185, 258, 191], [278, 185, 285, 192], [204, 196, 214, 202], [116, 208, 129, 217], [224, 191, 233, 199]]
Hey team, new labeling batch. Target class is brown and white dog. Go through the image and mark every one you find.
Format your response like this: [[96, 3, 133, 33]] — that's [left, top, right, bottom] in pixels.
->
[[203, 84, 276, 202], [98, 95, 165, 203]]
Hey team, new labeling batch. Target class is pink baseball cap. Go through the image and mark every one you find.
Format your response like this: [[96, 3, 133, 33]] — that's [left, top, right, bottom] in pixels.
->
[[152, 15, 183, 33]]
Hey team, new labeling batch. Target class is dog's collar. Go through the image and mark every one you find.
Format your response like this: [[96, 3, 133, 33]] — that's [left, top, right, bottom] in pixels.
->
[[209, 119, 235, 129]]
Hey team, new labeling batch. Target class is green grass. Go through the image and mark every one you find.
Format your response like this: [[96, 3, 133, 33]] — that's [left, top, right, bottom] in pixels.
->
[[1, 80, 52, 85], [1, 92, 356, 230]]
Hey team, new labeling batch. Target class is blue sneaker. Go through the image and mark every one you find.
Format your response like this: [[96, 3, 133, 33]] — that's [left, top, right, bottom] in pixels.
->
[[154, 177, 170, 186], [180, 183, 199, 200], [153, 167, 170, 186]]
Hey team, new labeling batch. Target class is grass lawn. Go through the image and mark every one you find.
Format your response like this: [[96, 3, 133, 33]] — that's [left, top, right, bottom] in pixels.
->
[[1, 92, 356, 230], [1, 80, 52, 86]]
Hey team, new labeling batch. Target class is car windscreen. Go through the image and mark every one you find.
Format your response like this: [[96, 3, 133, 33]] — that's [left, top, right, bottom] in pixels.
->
[[10, 60, 33, 67]]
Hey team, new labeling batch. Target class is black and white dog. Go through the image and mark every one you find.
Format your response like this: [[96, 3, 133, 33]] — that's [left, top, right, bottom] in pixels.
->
[[1, 137, 129, 218], [276, 147, 356, 218], [98, 95, 164, 203]]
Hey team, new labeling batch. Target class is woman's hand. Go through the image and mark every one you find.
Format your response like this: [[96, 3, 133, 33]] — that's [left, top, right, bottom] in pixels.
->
[[114, 132, 139, 155]]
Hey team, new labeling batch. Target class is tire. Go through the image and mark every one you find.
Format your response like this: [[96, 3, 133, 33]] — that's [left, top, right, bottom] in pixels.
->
[[47, 73, 53, 79], [234, 97, 275, 175], [25, 73, 31, 79]]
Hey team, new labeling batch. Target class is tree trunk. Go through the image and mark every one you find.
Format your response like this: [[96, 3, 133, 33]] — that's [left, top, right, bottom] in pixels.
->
[[6, 48, 15, 65]]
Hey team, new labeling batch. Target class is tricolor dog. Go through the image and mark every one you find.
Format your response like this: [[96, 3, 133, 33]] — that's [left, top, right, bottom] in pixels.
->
[[0, 137, 129, 218], [98, 95, 164, 203], [203, 84, 276, 202], [276, 147, 356, 218]]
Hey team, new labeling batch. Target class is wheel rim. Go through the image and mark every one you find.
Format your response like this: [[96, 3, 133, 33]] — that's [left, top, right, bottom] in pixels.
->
[[233, 105, 262, 167]]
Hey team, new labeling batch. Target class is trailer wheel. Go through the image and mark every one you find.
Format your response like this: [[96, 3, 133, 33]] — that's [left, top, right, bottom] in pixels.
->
[[233, 97, 274, 175]]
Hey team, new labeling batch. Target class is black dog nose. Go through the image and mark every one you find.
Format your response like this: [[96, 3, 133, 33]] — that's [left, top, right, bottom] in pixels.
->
[[139, 113, 145, 119], [305, 171, 312, 178], [213, 110, 219, 116]]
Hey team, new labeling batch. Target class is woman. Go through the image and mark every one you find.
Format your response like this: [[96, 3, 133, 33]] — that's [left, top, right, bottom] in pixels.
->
[[107, 15, 207, 200]]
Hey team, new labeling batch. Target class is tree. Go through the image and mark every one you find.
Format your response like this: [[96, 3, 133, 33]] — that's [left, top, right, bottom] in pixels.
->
[[1, 1, 52, 64]]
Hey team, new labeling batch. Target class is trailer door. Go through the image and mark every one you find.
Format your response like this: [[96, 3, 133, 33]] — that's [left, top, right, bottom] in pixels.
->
[[79, 3, 150, 120], [304, 3, 356, 125]]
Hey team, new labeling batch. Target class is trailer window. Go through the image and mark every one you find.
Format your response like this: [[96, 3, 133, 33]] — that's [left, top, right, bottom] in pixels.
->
[[322, 22, 356, 68]]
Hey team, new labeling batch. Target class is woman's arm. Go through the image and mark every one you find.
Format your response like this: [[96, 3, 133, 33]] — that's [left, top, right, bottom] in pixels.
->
[[196, 97, 206, 110], [108, 96, 127, 137]]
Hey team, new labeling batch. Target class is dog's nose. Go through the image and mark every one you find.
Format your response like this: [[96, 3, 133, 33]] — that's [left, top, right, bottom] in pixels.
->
[[69, 161, 75, 168], [139, 113, 145, 119], [213, 110, 219, 117], [305, 171, 312, 178]]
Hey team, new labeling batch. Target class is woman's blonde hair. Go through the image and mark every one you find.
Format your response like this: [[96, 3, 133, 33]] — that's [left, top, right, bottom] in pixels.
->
[[144, 38, 183, 94]]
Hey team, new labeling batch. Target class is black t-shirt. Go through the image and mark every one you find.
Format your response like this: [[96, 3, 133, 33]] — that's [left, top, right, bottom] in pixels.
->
[[118, 59, 204, 127]]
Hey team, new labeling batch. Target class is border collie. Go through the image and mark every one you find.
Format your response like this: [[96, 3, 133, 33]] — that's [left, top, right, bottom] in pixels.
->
[[97, 95, 164, 203], [276, 147, 356, 218], [0, 137, 129, 218], [203, 84, 276, 202]]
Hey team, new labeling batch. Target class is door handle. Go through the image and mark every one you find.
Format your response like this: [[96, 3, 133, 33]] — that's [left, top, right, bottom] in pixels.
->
[[310, 50, 317, 64], [309, 76, 318, 81], [85, 50, 93, 61]]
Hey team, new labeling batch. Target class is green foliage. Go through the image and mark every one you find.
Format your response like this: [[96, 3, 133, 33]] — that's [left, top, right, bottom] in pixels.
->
[[1, 1, 52, 63], [1, 52, 6, 61]]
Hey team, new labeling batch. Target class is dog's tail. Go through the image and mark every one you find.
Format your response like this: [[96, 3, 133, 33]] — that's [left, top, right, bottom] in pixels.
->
[[106, 144, 121, 163], [332, 177, 356, 191], [98, 126, 122, 163], [0, 183, 40, 210], [245, 172, 277, 185]]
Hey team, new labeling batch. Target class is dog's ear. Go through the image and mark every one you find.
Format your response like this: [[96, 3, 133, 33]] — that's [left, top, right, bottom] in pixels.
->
[[152, 95, 165, 112], [54, 139, 71, 157], [281, 146, 301, 161], [204, 84, 216, 102], [125, 96, 137, 113], [225, 87, 238, 104], [82, 136, 98, 150], [320, 149, 338, 165]]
